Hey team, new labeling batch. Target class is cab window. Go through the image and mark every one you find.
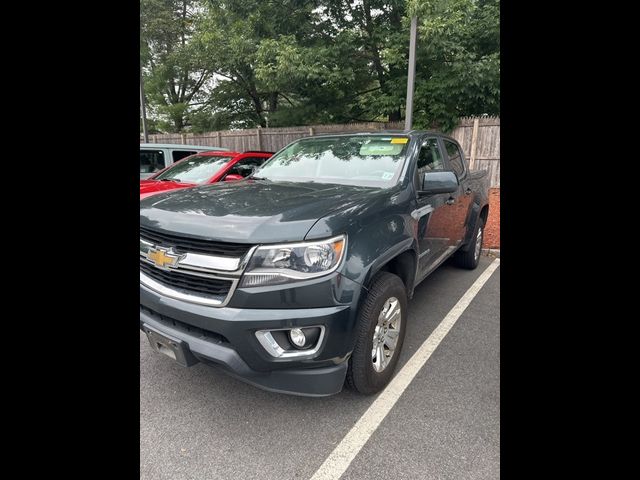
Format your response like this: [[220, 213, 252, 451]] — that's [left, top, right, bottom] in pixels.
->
[[414, 138, 444, 191], [443, 140, 465, 178]]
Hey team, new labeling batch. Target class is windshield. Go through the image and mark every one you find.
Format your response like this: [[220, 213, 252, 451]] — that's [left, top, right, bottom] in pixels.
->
[[254, 135, 410, 187], [154, 155, 234, 183]]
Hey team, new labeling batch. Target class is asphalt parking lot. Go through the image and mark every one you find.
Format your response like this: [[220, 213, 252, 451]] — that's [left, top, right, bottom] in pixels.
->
[[140, 256, 500, 480]]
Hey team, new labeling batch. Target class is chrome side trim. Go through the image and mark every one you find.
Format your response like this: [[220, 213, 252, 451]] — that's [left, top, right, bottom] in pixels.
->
[[411, 205, 434, 220], [255, 326, 326, 359], [140, 271, 239, 307]]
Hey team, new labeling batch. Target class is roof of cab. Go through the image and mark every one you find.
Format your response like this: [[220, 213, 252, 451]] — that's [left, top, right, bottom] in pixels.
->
[[140, 143, 228, 151], [298, 130, 456, 141]]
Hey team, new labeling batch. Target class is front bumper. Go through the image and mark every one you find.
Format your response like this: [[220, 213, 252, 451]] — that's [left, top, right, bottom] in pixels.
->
[[140, 283, 358, 396]]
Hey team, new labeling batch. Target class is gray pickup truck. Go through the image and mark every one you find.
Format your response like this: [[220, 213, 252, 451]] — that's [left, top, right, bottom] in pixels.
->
[[139, 131, 489, 396]]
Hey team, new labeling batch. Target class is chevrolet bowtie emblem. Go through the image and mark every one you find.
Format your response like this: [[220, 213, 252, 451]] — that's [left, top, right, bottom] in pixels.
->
[[147, 247, 180, 268]]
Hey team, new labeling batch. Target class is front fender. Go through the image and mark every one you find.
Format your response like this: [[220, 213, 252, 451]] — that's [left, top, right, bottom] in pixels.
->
[[304, 187, 416, 289]]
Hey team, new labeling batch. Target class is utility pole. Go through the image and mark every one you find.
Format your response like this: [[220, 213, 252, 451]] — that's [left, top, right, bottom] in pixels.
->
[[404, 15, 418, 131], [140, 66, 149, 143]]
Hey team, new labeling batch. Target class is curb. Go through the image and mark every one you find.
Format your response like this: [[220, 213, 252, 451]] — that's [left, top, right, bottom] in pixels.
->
[[481, 248, 500, 257]]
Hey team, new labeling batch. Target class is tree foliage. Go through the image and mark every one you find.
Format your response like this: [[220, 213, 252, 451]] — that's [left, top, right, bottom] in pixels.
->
[[140, 0, 499, 133], [411, 0, 500, 130], [140, 0, 211, 132]]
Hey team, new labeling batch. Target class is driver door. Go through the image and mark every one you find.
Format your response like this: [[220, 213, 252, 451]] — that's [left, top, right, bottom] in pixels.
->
[[414, 137, 452, 279]]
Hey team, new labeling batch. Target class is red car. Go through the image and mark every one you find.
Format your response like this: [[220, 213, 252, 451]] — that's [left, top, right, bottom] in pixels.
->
[[140, 150, 273, 200]]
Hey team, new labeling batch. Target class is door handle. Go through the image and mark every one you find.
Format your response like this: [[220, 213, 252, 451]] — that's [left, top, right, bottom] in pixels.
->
[[446, 197, 455, 205], [465, 188, 472, 195]]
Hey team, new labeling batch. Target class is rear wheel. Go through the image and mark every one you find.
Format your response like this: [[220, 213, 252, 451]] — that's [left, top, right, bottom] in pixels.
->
[[454, 217, 485, 269], [346, 272, 407, 395]]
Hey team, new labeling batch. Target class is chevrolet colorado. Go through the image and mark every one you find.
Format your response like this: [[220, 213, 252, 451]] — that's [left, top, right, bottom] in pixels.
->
[[139, 131, 489, 396]]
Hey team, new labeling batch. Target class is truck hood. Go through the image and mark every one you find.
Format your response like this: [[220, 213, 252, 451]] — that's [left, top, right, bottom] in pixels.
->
[[140, 180, 197, 200], [139, 180, 386, 244]]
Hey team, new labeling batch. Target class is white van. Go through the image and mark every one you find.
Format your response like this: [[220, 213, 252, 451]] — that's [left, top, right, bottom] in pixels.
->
[[140, 143, 229, 179]]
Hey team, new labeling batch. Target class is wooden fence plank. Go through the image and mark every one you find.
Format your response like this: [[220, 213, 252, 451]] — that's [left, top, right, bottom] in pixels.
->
[[469, 118, 479, 170]]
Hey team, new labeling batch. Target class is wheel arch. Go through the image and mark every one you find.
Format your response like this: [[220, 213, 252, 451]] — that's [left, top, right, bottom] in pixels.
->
[[366, 248, 418, 299], [461, 202, 489, 251]]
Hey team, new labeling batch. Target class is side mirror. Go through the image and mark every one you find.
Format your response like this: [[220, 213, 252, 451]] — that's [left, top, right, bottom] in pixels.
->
[[223, 174, 244, 182], [421, 171, 459, 195]]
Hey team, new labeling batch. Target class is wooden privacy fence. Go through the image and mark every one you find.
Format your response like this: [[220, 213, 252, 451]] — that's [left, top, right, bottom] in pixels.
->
[[142, 117, 500, 187], [450, 117, 500, 187]]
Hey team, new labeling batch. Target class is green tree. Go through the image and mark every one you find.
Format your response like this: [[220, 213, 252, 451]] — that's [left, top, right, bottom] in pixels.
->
[[253, 1, 407, 125], [254, 31, 377, 125], [189, 0, 327, 129], [141, 0, 500, 133], [322, 0, 408, 121], [252, 0, 500, 130], [408, 0, 500, 130], [141, 0, 212, 132]]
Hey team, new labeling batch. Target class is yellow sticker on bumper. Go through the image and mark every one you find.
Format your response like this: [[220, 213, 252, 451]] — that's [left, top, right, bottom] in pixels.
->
[[390, 138, 408, 144]]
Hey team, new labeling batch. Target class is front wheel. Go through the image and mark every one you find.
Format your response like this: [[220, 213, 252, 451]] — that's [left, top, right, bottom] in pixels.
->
[[346, 272, 408, 395]]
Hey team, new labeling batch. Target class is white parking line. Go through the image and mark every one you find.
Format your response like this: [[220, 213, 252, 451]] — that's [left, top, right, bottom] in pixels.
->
[[310, 258, 500, 480]]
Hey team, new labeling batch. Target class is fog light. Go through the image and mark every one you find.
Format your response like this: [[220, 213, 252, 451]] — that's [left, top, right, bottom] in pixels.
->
[[289, 328, 306, 348]]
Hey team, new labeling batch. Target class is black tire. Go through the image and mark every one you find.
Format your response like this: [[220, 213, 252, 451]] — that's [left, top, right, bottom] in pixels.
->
[[454, 217, 485, 269], [346, 271, 408, 395]]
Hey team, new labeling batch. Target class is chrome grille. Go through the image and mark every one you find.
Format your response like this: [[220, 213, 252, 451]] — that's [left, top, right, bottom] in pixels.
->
[[139, 228, 254, 307], [140, 225, 251, 257], [140, 260, 232, 299]]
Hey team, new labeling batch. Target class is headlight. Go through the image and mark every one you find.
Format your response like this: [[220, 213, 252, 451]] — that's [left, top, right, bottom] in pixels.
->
[[240, 235, 346, 287]]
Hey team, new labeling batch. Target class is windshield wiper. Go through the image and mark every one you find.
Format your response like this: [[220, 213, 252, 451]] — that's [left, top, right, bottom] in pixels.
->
[[160, 178, 181, 182], [251, 176, 268, 180]]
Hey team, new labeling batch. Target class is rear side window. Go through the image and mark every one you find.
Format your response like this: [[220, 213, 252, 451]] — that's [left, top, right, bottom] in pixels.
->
[[172, 150, 197, 162], [443, 140, 465, 178], [140, 149, 165, 173], [227, 157, 270, 178]]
